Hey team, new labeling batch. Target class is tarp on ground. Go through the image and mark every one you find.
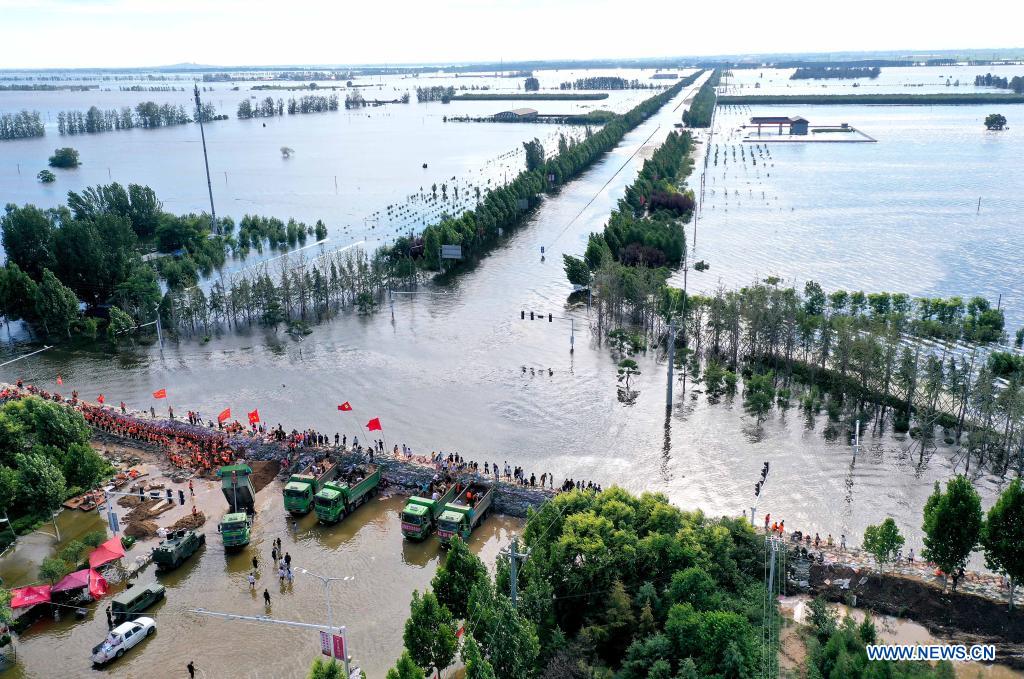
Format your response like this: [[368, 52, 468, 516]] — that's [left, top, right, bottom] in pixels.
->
[[51, 569, 90, 594], [10, 585, 51, 608], [88, 536, 126, 568]]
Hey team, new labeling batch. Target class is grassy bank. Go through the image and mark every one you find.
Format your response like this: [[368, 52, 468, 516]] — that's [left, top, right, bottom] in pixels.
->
[[720, 93, 1024, 105]]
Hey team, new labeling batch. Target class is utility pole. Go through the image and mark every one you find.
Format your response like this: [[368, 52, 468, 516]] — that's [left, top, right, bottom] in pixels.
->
[[501, 537, 530, 608], [194, 85, 217, 234], [666, 319, 675, 409]]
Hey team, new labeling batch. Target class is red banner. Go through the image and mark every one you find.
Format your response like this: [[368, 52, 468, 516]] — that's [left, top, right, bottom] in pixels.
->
[[217, 408, 231, 423], [248, 409, 260, 425], [152, 388, 167, 399], [366, 417, 382, 432], [337, 402, 352, 412]]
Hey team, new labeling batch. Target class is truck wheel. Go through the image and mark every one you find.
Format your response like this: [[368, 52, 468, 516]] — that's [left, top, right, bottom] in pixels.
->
[[115, 649, 124, 659], [199, 534, 206, 545]]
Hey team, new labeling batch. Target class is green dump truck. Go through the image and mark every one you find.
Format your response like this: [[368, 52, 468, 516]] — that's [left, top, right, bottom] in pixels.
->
[[283, 459, 338, 515], [437, 481, 494, 545], [152, 529, 205, 572], [217, 464, 255, 549], [401, 481, 461, 541], [314, 464, 380, 524]]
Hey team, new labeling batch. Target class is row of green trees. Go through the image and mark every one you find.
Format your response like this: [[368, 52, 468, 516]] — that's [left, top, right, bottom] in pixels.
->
[[415, 86, 456, 103], [286, 95, 340, 114], [975, 73, 1024, 93], [865, 476, 1024, 610], [0, 396, 111, 535], [399, 71, 703, 272], [682, 70, 720, 128], [237, 97, 284, 119], [559, 77, 660, 90], [55, 101, 221, 135], [791, 66, 881, 80], [0, 110, 45, 140]]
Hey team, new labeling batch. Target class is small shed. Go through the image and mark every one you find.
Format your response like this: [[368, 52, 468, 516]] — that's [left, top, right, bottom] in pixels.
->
[[789, 116, 809, 135], [493, 108, 538, 121]]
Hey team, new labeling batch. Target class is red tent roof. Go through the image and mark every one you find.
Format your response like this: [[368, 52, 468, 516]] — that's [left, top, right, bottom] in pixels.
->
[[89, 569, 109, 600], [10, 585, 51, 609], [88, 536, 126, 569], [51, 568, 91, 594]]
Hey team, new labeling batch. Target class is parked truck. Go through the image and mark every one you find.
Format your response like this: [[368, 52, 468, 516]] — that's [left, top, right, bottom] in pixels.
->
[[217, 464, 255, 549], [314, 464, 380, 524], [152, 529, 205, 572], [436, 482, 494, 545], [283, 459, 338, 515], [401, 481, 461, 541]]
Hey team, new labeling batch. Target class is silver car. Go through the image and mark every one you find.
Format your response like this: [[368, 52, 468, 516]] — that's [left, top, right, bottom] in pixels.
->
[[91, 616, 156, 665]]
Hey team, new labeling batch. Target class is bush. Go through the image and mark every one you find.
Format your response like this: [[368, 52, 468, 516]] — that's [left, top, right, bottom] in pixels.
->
[[48, 147, 80, 168], [37, 169, 56, 183]]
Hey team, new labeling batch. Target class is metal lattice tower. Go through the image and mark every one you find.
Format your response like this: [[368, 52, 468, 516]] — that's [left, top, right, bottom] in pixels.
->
[[760, 535, 786, 679]]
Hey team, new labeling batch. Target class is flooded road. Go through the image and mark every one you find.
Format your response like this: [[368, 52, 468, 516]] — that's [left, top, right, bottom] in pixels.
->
[[0, 477, 520, 678]]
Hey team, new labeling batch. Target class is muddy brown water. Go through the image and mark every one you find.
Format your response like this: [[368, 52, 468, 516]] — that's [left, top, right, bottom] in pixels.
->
[[0, 476, 521, 678]]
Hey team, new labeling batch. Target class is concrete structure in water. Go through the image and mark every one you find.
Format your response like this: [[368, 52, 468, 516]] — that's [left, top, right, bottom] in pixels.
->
[[493, 108, 538, 121], [750, 115, 809, 135]]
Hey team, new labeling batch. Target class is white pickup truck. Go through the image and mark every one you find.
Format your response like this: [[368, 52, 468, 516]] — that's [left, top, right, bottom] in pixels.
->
[[91, 616, 156, 665]]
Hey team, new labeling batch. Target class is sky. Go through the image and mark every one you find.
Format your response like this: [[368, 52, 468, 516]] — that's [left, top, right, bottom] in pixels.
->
[[1, 0, 1023, 69]]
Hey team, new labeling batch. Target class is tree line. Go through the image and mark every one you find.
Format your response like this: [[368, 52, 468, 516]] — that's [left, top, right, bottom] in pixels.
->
[[682, 70, 720, 128], [415, 86, 456, 103], [791, 66, 882, 80], [558, 76, 661, 90], [0, 183, 334, 340], [0, 110, 45, 140], [975, 73, 1024, 94], [392, 71, 704, 273], [56, 101, 223, 135]]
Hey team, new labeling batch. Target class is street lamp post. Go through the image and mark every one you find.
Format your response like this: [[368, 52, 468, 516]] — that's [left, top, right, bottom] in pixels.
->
[[298, 568, 355, 675]]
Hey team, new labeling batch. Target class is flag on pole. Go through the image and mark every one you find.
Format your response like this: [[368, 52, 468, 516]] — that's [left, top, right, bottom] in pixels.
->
[[247, 409, 260, 425], [152, 388, 167, 399], [56, 375, 63, 386], [337, 402, 352, 412], [97, 394, 105, 404], [366, 417, 382, 432], [217, 408, 231, 423]]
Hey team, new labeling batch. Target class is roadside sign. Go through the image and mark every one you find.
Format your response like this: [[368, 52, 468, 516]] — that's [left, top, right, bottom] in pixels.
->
[[440, 245, 462, 260], [320, 630, 347, 659]]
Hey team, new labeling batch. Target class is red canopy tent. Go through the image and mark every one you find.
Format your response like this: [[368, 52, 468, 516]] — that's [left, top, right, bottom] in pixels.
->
[[51, 569, 90, 594], [89, 569, 109, 599], [10, 585, 52, 609], [88, 537, 126, 569]]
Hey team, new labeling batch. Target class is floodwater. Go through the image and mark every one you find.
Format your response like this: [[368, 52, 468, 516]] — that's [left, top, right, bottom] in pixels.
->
[[673, 101, 1024, 330], [0, 476, 520, 678], [1, 73, 1014, 562]]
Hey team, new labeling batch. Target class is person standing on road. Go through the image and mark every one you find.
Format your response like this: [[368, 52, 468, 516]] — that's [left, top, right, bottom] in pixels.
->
[[187, 661, 196, 678], [284, 552, 291, 569], [248, 572, 256, 590], [263, 589, 271, 606], [252, 555, 258, 571], [106, 605, 113, 629]]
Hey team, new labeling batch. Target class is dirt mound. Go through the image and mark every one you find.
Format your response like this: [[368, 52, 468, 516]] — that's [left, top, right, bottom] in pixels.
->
[[125, 499, 175, 524], [124, 520, 159, 539], [117, 495, 143, 508], [167, 511, 206, 531], [810, 563, 1024, 668], [248, 460, 280, 494]]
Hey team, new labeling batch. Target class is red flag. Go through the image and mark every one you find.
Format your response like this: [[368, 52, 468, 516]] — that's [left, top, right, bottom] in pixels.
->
[[56, 375, 63, 386], [248, 409, 260, 425], [217, 408, 231, 423], [337, 402, 352, 412], [366, 417, 382, 432], [97, 394, 105, 404], [152, 388, 167, 399]]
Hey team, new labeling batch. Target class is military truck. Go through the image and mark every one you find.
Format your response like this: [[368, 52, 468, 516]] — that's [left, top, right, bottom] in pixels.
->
[[217, 464, 255, 549], [314, 464, 380, 524], [401, 481, 461, 541], [152, 529, 205, 572], [437, 482, 494, 546], [283, 459, 338, 515], [111, 582, 165, 624]]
